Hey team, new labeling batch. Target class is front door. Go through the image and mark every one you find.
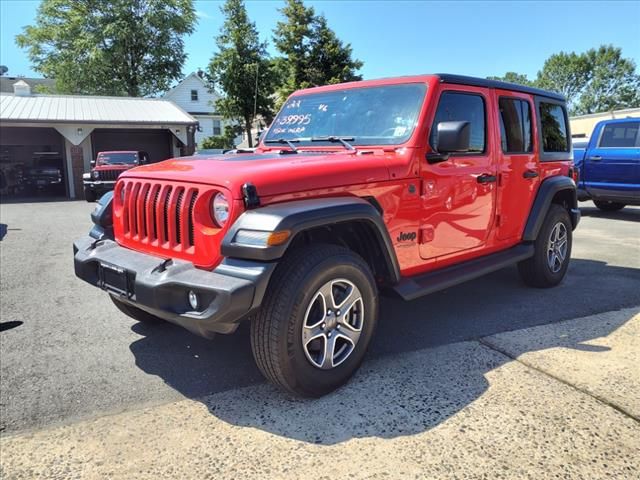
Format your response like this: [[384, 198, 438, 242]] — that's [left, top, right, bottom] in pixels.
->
[[584, 120, 640, 202], [419, 87, 497, 260], [493, 90, 540, 240]]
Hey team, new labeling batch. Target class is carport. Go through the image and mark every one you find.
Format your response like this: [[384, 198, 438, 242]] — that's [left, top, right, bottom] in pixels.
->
[[0, 80, 197, 199]]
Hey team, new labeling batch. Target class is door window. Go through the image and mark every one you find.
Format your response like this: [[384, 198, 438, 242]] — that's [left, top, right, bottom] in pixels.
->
[[498, 98, 533, 153], [430, 92, 486, 153], [598, 122, 640, 148]]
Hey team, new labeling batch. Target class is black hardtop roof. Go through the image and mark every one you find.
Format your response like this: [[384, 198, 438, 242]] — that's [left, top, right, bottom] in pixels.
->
[[436, 74, 566, 102]]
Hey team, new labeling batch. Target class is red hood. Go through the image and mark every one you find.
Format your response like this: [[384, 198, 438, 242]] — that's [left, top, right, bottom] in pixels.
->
[[119, 150, 393, 199], [94, 164, 133, 172]]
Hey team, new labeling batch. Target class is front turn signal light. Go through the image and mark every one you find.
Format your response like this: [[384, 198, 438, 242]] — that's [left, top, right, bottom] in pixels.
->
[[266, 230, 291, 246], [234, 229, 291, 247]]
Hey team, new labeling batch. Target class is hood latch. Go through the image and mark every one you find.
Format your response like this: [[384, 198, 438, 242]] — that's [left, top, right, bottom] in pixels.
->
[[242, 183, 260, 209]]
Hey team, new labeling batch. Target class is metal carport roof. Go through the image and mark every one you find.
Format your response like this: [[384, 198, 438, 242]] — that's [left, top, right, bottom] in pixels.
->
[[0, 93, 197, 125]]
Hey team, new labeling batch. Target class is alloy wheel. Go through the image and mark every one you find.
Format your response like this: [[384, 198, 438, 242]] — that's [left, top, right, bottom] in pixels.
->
[[301, 279, 364, 369], [547, 222, 568, 273]]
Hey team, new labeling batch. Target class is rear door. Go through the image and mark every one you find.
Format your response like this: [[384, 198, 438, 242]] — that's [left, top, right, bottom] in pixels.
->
[[584, 120, 640, 201], [493, 91, 539, 240], [419, 86, 497, 260]]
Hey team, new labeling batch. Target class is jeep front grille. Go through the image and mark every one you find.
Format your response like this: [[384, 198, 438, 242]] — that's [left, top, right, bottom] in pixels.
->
[[96, 169, 123, 181], [119, 180, 199, 251]]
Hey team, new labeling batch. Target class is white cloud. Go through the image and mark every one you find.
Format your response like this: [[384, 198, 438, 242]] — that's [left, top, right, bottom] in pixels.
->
[[196, 10, 213, 20]]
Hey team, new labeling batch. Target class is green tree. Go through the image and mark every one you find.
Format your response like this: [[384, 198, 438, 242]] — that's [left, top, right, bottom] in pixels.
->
[[536, 51, 591, 112], [207, 0, 275, 148], [487, 72, 534, 86], [306, 15, 363, 87], [200, 124, 243, 150], [273, 0, 362, 102], [575, 45, 640, 115], [16, 0, 196, 97], [536, 46, 640, 115], [273, 0, 314, 99]]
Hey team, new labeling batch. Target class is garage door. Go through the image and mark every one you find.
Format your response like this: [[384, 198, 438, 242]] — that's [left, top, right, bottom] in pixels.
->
[[91, 129, 173, 164], [0, 127, 67, 198]]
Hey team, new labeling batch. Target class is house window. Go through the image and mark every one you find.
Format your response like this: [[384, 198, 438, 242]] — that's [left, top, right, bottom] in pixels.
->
[[191, 90, 198, 101], [213, 120, 221, 136]]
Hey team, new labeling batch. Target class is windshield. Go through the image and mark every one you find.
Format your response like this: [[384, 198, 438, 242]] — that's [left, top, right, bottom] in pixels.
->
[[265, 83, 427, 147], [97, 152, 138, 165]]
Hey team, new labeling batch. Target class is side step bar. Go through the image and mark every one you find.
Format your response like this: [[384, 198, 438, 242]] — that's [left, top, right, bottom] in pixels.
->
[[393, 244, 534, 301]]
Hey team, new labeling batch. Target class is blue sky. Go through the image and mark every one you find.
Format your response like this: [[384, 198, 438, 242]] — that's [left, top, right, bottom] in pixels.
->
[[1, 0, 639, 83]]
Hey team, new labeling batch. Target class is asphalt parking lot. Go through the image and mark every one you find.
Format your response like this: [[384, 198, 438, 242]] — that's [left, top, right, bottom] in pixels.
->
[[0, 200, 639, 435]]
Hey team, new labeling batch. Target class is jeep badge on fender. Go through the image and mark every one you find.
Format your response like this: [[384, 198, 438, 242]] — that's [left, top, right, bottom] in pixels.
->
[[74, 74, 580, 397], [397, 232, 417, 242]]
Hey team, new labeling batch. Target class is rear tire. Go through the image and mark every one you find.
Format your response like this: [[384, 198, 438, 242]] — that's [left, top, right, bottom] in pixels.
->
[[110, 296, 164, 324], [518, 204, 572, 288], [594, 200, 625, 211], [84, 188, 97, 202], [251, 244, 378, 397]]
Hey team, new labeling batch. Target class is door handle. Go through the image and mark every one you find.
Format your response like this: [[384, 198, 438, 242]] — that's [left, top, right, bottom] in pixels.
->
[[477, 174, 497, 184], [589, 156, 602, 161], [523, 170, 539, 179]]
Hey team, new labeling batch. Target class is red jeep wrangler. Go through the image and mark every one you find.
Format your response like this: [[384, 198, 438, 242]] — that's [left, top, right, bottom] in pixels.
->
[[74, 74, 580, 397], [83, 151, 150, 202]]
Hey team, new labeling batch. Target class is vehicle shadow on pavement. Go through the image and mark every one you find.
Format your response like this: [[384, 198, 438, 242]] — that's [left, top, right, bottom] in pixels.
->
[[128, 259, 638, 444], [579, 205, 640, 223]]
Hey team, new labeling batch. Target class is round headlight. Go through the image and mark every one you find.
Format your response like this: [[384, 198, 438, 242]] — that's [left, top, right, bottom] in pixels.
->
[[92, 170, 99, 179], [212, 192, 229, 227]]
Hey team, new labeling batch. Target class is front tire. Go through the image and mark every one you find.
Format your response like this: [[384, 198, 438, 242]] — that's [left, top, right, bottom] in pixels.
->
[[594, 200, 625, 211], [84, 188, 97, 202], [251, 244, 378, 397], [518, 204, 572, 288]]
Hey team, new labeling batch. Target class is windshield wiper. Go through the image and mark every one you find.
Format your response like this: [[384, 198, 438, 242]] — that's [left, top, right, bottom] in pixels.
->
[[310, 136, 356, 151], [264, 138, 299, 153]]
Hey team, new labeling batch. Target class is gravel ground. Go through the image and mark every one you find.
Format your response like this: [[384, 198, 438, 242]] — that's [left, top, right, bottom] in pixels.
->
[[0, 200, 639, 435]]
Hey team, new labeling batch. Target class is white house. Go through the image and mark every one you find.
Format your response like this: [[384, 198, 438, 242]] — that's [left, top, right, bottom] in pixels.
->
[[163, 72, 224, 147]]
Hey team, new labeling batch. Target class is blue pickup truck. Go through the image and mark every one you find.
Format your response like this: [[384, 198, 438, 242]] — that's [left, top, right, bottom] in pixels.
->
[[573, 118, 640, 211]]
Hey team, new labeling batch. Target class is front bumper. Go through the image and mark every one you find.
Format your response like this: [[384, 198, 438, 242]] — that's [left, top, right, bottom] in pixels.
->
[[25, 178, 62, 187], [73, 235, 276, 337], [83, 180, 116, 191]]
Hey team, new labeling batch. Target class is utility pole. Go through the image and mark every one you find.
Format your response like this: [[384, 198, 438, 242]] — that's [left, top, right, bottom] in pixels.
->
[[253, 62, 259, 121]]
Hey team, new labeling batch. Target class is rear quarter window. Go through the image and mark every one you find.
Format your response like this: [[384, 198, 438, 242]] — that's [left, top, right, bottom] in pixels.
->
[[535, 99, 570, 160]]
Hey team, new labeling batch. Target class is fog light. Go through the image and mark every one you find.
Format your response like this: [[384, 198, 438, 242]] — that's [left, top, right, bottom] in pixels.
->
[[188, 290, 199, 310]]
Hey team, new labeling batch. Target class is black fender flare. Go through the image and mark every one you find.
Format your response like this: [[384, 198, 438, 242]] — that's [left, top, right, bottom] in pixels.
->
[[522, 176, 579, 242], [221, 197, 401, 283]]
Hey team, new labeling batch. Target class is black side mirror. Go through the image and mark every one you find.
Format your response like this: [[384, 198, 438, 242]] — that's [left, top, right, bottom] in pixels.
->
[[426, 121, 471, 164], [90, 160, 96, 168]]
